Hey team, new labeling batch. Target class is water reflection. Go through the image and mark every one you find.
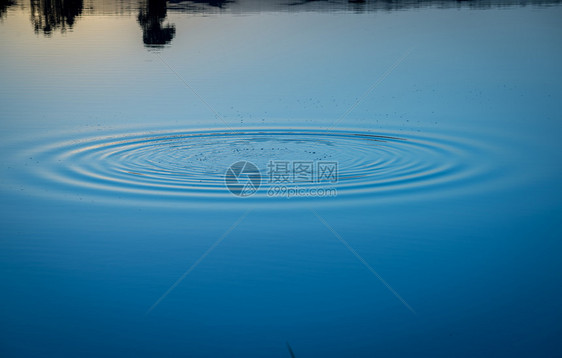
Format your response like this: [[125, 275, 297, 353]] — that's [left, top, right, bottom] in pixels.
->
[[171, 0, 232, 8], [2, 0, 561, 44], [282, 0, 562, 11], [29, 0, 83, 35], [138, 0, 175, 47], [0, 0, 16, 20]]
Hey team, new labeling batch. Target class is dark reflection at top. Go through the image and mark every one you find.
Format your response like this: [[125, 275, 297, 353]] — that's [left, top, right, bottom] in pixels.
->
[[138, 0, 175, 47], [169, 0, 232, 8], [0, 0, 16, 20], [278, 0, 561, 12], [135, 0, 233, 47], [166, 0, 234, 13], [29, 0, 83, 35], [1, 0, 561, 44]]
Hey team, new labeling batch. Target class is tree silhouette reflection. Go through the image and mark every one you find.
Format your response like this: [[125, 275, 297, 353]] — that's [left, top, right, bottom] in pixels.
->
[[138, 0, 176, 47], [2, 0, 557, 46], [29, 0, 83, 35], [0, 0, 16, 20]]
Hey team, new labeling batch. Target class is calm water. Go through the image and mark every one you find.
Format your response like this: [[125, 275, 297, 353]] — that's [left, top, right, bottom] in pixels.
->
[[1, 1, 561, 357]]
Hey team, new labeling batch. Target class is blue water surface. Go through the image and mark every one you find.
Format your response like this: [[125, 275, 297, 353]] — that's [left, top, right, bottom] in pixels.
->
[[1, 1, 561, 357]]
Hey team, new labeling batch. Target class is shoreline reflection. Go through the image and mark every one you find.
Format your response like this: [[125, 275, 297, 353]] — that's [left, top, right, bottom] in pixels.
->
[[30, 0, 83, 35], [138, 0, 175, 47], [2, 0, 561, 48]]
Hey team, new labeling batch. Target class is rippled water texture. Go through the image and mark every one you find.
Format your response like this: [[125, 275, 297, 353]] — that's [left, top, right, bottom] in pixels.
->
[[3, 127, 508, 207]]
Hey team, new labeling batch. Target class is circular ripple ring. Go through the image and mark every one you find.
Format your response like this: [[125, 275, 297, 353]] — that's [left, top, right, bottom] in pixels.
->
[[5, 128, 500, 208]]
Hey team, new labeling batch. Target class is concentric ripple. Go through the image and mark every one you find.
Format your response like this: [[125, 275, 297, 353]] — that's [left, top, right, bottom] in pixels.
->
[[4, 127, 504, 208]]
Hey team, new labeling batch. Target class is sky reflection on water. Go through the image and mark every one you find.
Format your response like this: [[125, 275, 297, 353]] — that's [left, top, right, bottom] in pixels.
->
[[2, 0, 561, 47]]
